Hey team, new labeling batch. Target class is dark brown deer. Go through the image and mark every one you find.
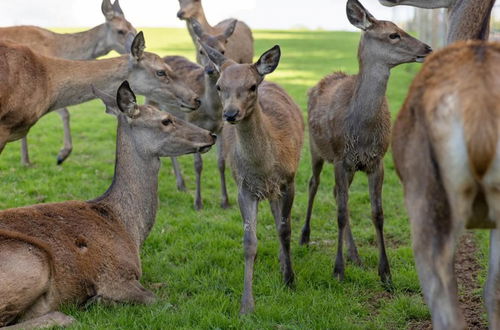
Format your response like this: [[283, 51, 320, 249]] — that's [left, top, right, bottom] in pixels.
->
[[0, 0, 137, 165], [0, 32, 200, 156], [203, 43, 304, 314], [0, 81, 215, 329], [299, 0, 432, 284]]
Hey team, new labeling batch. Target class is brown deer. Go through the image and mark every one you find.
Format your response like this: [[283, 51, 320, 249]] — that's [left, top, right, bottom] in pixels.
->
[[299, 0, 432, 284], [177, 0, 253, 64], [0, 81, 216, 329], [203, 43, 304, 314], [379, 0, 496, 43], [392, 40, 500, 330], [0, 32, 200, 156], [0, 0, 137, 165]]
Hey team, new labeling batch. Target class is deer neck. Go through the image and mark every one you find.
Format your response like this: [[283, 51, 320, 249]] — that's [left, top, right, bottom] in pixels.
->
[[92, 115, 160, 249], [191, 5, 214, 32], [46, 56, 129, 112], [350, 51, 390, 123], [447, 0, 494, 42], [52, 24, 113, 60]]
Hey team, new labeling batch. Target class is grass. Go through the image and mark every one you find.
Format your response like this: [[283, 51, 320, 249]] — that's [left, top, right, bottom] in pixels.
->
[[0, 28, 487, 328]]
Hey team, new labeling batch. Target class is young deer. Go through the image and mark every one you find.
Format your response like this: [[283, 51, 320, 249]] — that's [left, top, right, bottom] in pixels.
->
[[392, 41, 500, 330], [0, 0, 137, 165], [203, 43, 304, 314], [0, 32, 200, 156], [177, 0, 253, 64], [0, 81, 216, 329], [379, 0, 495, 43], [299, 0, 432, 283]]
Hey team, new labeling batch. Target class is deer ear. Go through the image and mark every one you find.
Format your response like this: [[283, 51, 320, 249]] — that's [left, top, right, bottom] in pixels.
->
[[223, 19, 237, 39], [92, 85, 120, 116], [117, 81, 140, 119], [200, 42, 226, 72], [101, 0, 115, 21], [254, 45, 281, 76], [190, 18, 206, 39], [346, 0, 377, 31], [130, 31, 145, 61], [112, 0, 124, 16]]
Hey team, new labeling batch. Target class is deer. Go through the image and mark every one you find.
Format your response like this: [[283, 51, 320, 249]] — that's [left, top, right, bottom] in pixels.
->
[[177, 0, 254, 64], [202, 43, 304, 314], [0, 81, 216, 329], [378, 0, 496, 43], [0, 32, 201, 156], [298, 0, 432, 284], [392, 39, 500, 329], [0, 0, 137, 166]]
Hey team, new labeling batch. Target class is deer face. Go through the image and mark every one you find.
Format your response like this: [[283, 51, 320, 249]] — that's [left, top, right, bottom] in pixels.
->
[[203, 44, 281, 124], [127, 32, 201, 112], [101, 0, 137, 55], [177, 0, 202, 20], [190, 19, 237, 68], [347, 0, 432, 67], [95, 81, 215, 158]]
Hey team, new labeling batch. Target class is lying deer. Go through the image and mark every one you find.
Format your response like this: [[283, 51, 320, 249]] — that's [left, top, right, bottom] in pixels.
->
[[177, 0, 253, 64], [0, 81, 216, 329], [203, 43, 304, 314], [299, 0, 432, 284], [0, 0, 137, 165], [379, 0, 495, 43], [0, 32, 200, 155]]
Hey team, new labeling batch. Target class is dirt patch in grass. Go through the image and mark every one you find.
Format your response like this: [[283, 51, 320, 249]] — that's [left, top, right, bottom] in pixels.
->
[[408, 232, 486, 330]]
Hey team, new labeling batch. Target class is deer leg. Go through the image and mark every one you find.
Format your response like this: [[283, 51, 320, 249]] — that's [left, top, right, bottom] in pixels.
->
[[193, 152, 203, 211], [56, 108, 73, 165], [333, 164, 355, 281], [270, 183, 295, 286], [238, 187, 259, 314], [343, 172, 361, 266], [217, 134, 230, 209], [170, 157, 187, 192], [4, 312, 75, 329], [20, 137, 31, 166], [367, 162, 391, 284], [485, 229, 500, 327], [300, 152, 324, 245]]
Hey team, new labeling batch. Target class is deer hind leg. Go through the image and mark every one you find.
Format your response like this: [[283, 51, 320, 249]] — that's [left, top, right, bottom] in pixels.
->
[[367, 162, 391, 284], [0, 239, 52, 327], [170, 157, 187, 192], [4, 312, 75, 329], [270, 182, 295, 286], [55, 108, 73, 165], [217, 134, 230, 209], [300, 149, 324, 246], [193, 152, 203, 210], [333, 164, 356, 281]]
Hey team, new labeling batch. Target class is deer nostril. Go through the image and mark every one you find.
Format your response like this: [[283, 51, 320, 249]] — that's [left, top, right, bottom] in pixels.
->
[[210, 133, 217, 141], [224, 110, 239, 123], [177, 11, 185, 19], [425, 45, 433, 53], [194, 98, 201, 108]]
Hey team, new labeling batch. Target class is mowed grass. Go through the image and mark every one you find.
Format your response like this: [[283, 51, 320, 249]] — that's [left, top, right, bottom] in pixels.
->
[[0, 28, 487, 328]]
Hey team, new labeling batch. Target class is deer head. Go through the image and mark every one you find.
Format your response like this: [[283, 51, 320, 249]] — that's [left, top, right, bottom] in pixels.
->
[[127, 32, 201, 111], [347, 0, 432, 67], [94, 81, 215, 158], [177, 0, 202, 20], [202, 43, 281, 124], [101, 0, 137, 55]]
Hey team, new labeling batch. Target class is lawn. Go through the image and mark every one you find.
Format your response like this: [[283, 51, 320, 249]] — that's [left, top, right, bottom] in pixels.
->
[[0, 28, 487, 329]]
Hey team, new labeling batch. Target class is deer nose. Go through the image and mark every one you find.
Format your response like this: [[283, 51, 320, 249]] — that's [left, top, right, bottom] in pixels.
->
[[210, 133, 217, 142], [224, 109, 239, 123], [177, 10, 185, 19], [194, 97, 201, 108], [425, 45, 433, 54]]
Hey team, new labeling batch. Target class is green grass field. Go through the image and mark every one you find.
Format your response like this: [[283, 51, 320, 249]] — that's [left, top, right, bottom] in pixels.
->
[[0, 28, 488, 329]]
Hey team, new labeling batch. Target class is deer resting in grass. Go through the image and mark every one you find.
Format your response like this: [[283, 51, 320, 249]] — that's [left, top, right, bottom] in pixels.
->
[[0, 0, 137, 165], [177, 0, 253, 64], [0, 32, 200, 156], [203, 43, 304, 314], [379, 0, 495, 43], [299, 0, 432, 283], [0, 81, 216, 329]]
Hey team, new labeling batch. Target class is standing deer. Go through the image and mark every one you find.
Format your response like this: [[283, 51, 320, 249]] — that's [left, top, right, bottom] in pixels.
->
[[177, 0, 254, 64], [0, 0, 137, 165], [392, 40, 500, 329], [379, 0, 495, 43], [0, 81, 216, 329], [0, 32, 200, 156], [202, 43, 304, 314], [299, 0, 432, 284]]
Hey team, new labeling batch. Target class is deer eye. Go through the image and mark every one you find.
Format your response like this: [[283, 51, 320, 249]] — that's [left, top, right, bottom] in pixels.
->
[[156, 70, 166, 77], [117, 30, 126, 35], [199, 50, 204, 55], [162, 118, 173, 126], [221, 50, 225, 55], [389, 33, 401, 40], [249, 84, 257, 92], [216, 85, 221, 91]]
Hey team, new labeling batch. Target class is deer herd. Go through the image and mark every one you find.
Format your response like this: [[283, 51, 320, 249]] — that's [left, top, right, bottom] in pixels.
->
[[0, 0, 497, 328]]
